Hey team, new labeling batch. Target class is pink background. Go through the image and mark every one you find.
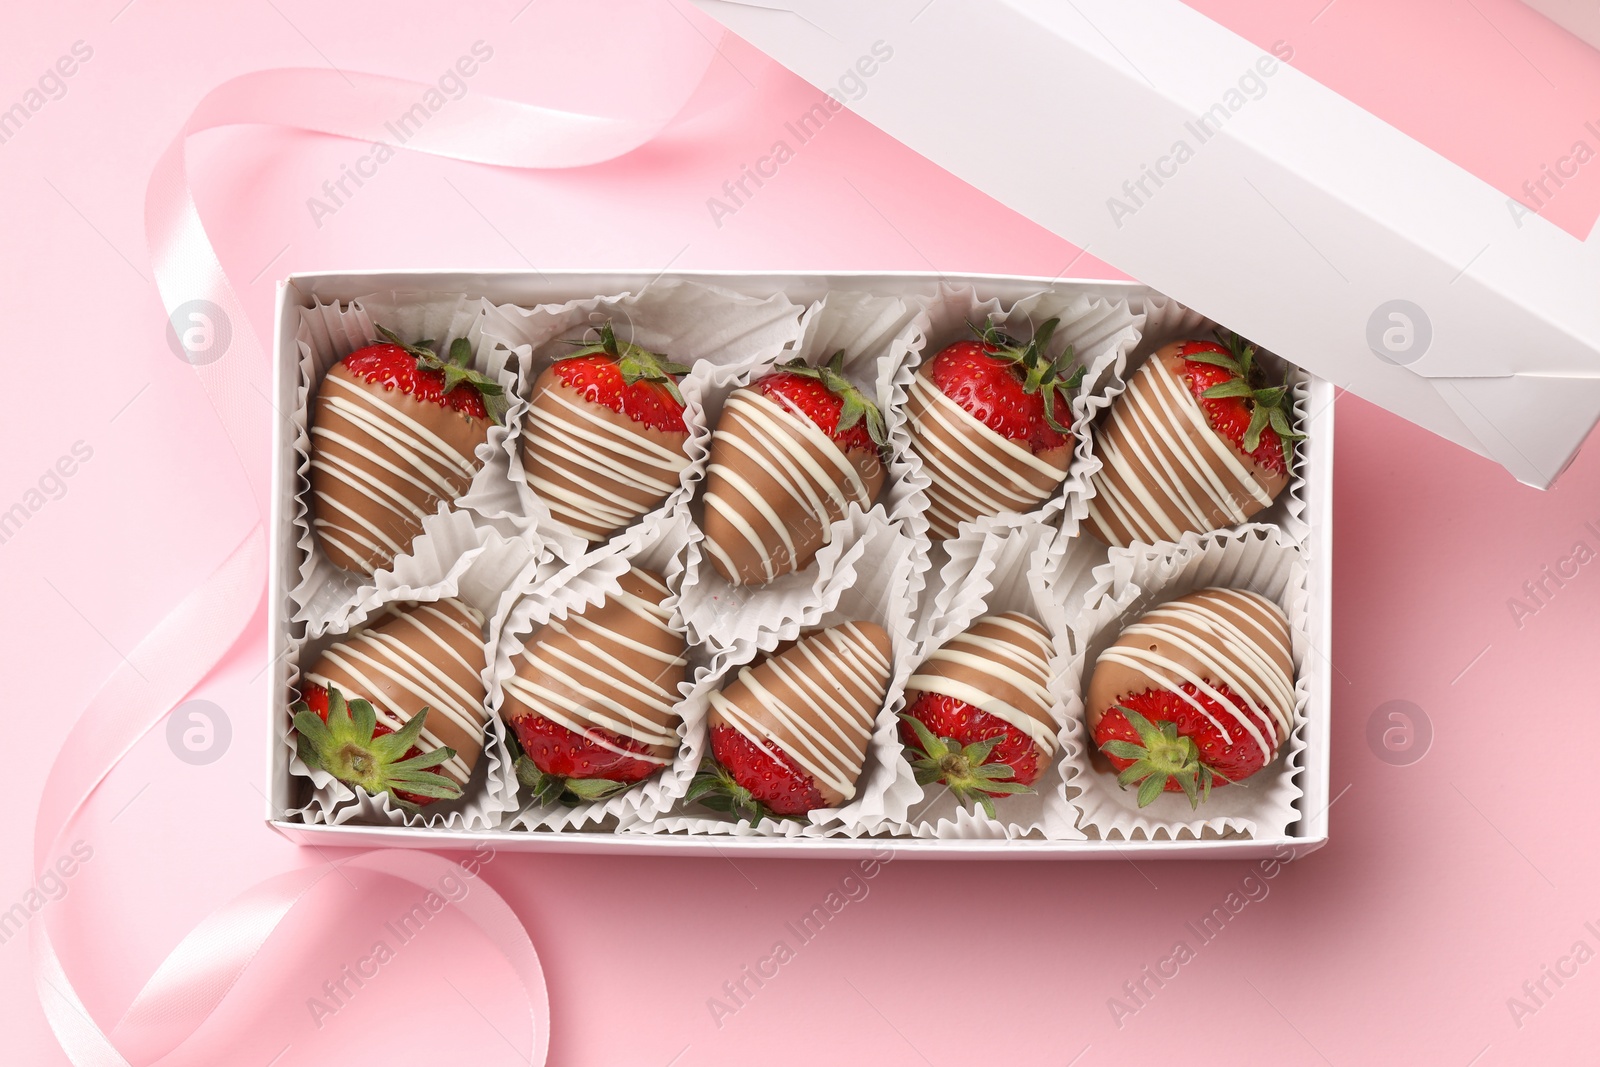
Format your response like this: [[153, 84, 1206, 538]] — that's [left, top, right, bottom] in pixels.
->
[[5, 0, 1600, 1063]]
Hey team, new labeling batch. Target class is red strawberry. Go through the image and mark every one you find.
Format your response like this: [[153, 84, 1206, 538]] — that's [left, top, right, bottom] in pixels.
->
[[344, 327, 504, 419], [1092, 686, 1275, 807], [702, 353, 888, 585], [1168, 331, 1303, 476], [896, 611, 1057, 817], [907, 318, 1082, 540], [926, 318, 1080, 453], [500, 568, 687, 805], [688, 621, 892, 821], [523, 322, 693, 543], [693, 724, 827, 819], [897, 695, 1038, 818], [309, 325, 503, 575], [1084, 332, 1301, 546], [754, 351, 886, 455], [550, 322, 691, 433], [292, 683, 462, 807], [511, 716, 664, 805], [1085, 588, 1294, 808]]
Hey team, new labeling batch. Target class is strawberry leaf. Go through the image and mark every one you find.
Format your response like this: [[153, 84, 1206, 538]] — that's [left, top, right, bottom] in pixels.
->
[[1267, 405, 1305, 442], [1201, 379, 1254, 400], [1182, 351, 1244, 375], [898, 712, 949, 760], [971, 779, 1030, 796], [1136, 772, 1167, 807], [1242, 405, 1272, 454]]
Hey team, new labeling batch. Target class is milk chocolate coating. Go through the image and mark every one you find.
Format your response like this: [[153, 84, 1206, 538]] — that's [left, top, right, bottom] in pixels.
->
[[906, 612, 1058, 756], [1085, 587, 1294, 760], [308, 362, 490, 575], [302, 597, 489, 785], [906, 368, 1071, 540], [708, 621, 892, 806], [500, 567, 687, 762], [521, 372, 690, 543], [701, 388, 885, 587], [1085, 346, 1290, 547]]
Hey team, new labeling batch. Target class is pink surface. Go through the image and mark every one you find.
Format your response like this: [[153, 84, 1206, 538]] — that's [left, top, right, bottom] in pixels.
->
[[3, 0, 1598, 1064]]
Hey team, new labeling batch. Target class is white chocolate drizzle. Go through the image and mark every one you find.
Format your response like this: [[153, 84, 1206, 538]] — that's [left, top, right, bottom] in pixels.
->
[[309, 367, 485, 575], [305, 598, 489, 784], [704, 389, 875, 583], [1096, 588, 1293, 758], [907, 612, 1058, 755], [1086, 357, 1276, 547], [709, 622, 890, 802], [905, 373, 1069, 540], [503, 570, 686, 763], [522, 381, 689, 543]]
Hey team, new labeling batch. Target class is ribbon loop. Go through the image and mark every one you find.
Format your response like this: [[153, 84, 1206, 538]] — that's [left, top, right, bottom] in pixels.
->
[[35, 37, 717, 1065]]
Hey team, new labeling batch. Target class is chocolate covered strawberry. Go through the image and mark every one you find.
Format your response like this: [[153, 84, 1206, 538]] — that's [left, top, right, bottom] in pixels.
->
[[293, 597, 490, 805], [702, 352, 887, 586], [688, 621, 892, 821], [898, 612, 1058, 817], [1086, 330, 1302, 547], [906, 318, 1083, 540], [501, 568, 688, 805], [522, 322, 693, 543], [309, 326, 503, 575], [1087, 588, 1295, 808], [292, 684, 462, 806]]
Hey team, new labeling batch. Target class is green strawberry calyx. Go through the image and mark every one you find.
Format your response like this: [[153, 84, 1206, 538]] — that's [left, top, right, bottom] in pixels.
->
[[969, 316, 1084, 436], [557, 321, 692, 406], [772, 349, 889, 450], [374, 324, 507, 424], [684, 760, 791, 825], [291, 685, 463, 807], [514, 753, 632, 807], [898, 712, 1032, 820], [1185, 329, 1306, 459], [1098, 705, 1230, 810]]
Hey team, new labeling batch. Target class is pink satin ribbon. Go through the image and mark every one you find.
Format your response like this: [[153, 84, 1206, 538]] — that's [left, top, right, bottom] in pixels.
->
[[34, 41, 716, 1067]]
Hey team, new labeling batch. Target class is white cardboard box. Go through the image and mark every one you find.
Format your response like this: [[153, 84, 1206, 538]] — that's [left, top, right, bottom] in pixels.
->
[[692, 0, 1600, 490], [267, 269, 1335, 860], [1524, 0, 1600, 53]]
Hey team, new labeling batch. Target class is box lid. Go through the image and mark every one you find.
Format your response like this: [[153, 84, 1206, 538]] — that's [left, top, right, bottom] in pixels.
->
[[1524, 0, 1600, 53], [691, 0, 1600, 488]]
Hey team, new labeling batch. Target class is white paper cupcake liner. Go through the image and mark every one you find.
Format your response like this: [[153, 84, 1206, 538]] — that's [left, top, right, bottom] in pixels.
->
[[1072, 293, 1313, 548], [477, 278, 805, 573], [1063, 524, 1311, 841], [895, 282, 1144, 548], [640, 511, 923, 838], [284, 524, 539, 831], [675, 288, 934, 653], [790, 288, 931, 539], [490, 508, 704, 832], [885, 520, 1087, 840], [288, 292, 525, 632]]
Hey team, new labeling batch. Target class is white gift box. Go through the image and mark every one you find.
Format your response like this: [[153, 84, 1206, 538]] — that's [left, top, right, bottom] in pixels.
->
[[267, 269, 1334, 859], [1523, 0, 1600, 53], [691, 0, 1600, 490]]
